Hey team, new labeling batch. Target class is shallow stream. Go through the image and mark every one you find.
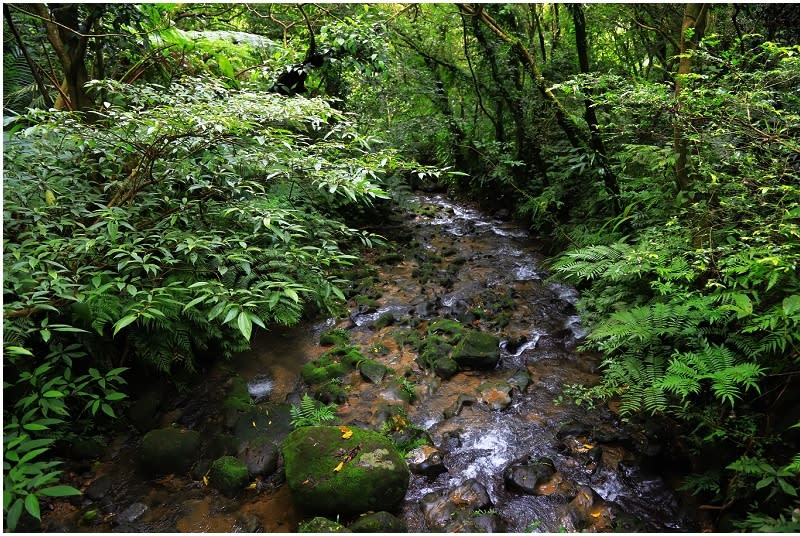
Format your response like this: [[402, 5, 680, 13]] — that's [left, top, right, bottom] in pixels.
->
[[42, 193, 689, 532]]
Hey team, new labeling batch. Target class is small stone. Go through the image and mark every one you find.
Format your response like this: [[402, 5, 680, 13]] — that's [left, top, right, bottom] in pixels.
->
[[115, 502, 147, 525]]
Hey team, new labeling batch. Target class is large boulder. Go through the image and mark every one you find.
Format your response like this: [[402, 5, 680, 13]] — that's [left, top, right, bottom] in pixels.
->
[[282, 426, 410, 517], [232, 403, 293, 478], [452, 330, 500, 369], [139, 427, 200, 475]]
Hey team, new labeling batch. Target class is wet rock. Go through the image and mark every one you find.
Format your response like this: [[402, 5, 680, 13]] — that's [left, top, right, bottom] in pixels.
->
[[504, 335, 528, 355], [452, 330, 500, 369], [238, 436, 279, 477], [299, 516, 351, 532], [443, 394, 477, 419], [471, 511, 506, 532], [209, 455, 249, 497], [237, 513, 261, 533], [478, 381, 512, 410], [558, 485, 602, 531], [371, 312, 396, 330], [359, 359, 388, 384], [85, 474, 113, 501], [115, 502, 148, 525], [282, 426, 409, 517], [406, 445, 447, 478], [349, 511, 406, 532], [420, 479, 493, 531], [504, 457, 556, 494], [139, 427, 200, 475], [507, 368, 531, 392], [232, 404, 293, 445], [433, 357, 458, 379]]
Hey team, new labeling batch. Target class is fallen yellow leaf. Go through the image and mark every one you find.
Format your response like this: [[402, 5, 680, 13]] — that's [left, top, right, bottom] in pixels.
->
[[339, 426, 353, 439], [583, 443, 594, 449], [333, 461, 344, 472], [247, 482, 257, 490], [202, 475, 209, 486]]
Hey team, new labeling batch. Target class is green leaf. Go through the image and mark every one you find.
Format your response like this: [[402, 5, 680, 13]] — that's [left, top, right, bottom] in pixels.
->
[[38, 485, 82, 497], [6, 346, 34, 357], [6, 498, 23, 532], [112, 314, 138, 336], [284, 287, 299, 303], [756, 476, 774, 490], [24, 493, 40, 521], [42, 390, 65, 398], [100, 403, 116, 418], [237, 310, 253, 341], [105, 392, 127, 401]]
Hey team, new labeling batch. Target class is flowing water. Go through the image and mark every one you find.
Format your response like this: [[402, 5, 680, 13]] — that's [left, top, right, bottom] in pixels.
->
[[41, 193, 690, 532]]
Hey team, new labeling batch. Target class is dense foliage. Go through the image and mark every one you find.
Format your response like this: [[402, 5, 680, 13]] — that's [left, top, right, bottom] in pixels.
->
[[3, 2, 799, 532]]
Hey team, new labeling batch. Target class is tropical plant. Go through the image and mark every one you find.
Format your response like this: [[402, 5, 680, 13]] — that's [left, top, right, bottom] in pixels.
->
[[289, 393, 338, 428]]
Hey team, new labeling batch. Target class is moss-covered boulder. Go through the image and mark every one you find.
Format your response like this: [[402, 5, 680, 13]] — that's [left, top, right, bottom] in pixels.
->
[[452, 330, 500, 369], [349, 511, 406, 532], [139, 427, 200, 475], [209, 455, 249, 497], [282, 426, 410, 517], [232, 404, 293, 477]]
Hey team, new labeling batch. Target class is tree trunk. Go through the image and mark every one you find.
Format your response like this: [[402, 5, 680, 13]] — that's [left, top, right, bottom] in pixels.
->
[[569, 4, 621, 209], [3, 4, 54, 108], [33, 3, 101, 113], [673, 3, 709, 191]]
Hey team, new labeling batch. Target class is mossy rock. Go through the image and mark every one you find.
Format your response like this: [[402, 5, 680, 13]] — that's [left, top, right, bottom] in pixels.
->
[[232, 404, 293, 446], [209, 455, 249, 497], [354, 295, 379, 309], [139, 427, 200, 475], [433, 357, 458, 379], [371, 312, 396, 330], [223, 375, 253, 411], [320, 328, 350, 347], [427, 318, 465, 340], [452, 330, 500, 369], [349, 511, 406, 532], [359, 359, 388, 384], [316, 382, 349, 404], [282, 426, 410, 517], [299, 517, 351, 532]]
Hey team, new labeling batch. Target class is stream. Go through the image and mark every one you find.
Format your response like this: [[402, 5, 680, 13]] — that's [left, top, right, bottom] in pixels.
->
[[42, 193, 690, 532]]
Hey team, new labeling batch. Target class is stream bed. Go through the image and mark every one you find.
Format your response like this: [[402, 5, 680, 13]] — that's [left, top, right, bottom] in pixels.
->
[[42, 193, 691, 532]]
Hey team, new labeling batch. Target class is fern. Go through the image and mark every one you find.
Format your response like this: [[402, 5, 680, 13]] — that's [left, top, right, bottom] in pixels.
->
[[289, 393, 338, 428]]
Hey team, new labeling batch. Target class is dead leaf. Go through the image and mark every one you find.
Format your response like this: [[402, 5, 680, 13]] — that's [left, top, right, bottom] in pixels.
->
[[333, 461, 344, 472], [339, 426, 353, 439]]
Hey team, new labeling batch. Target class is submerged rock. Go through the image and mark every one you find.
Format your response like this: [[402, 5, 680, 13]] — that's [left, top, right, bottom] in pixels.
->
[[419, 478, 494, 531], [139, 427, 200, 475], [504, 456, 557, 494], [478, 381, 513, 410], [282, 425, 410, 517]]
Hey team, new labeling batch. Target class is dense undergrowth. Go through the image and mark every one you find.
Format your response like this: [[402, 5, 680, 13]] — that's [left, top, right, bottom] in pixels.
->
[[4, 3, 800, 532], [545, 38, 800, 531]]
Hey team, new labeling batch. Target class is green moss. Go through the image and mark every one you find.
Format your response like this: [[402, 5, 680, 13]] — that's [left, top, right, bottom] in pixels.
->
[[299, 517, 351, 532], [222, 375, 253, 411], [140, 427, 200, 475], [320, 328, 350, 347], [316, 382, 348, 404], [282, 426, 410, 517], [209, 455, 250, 497], [427, 318, 465, 340], [302, 364, 331, 385], [354, 295, 379, 308]]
